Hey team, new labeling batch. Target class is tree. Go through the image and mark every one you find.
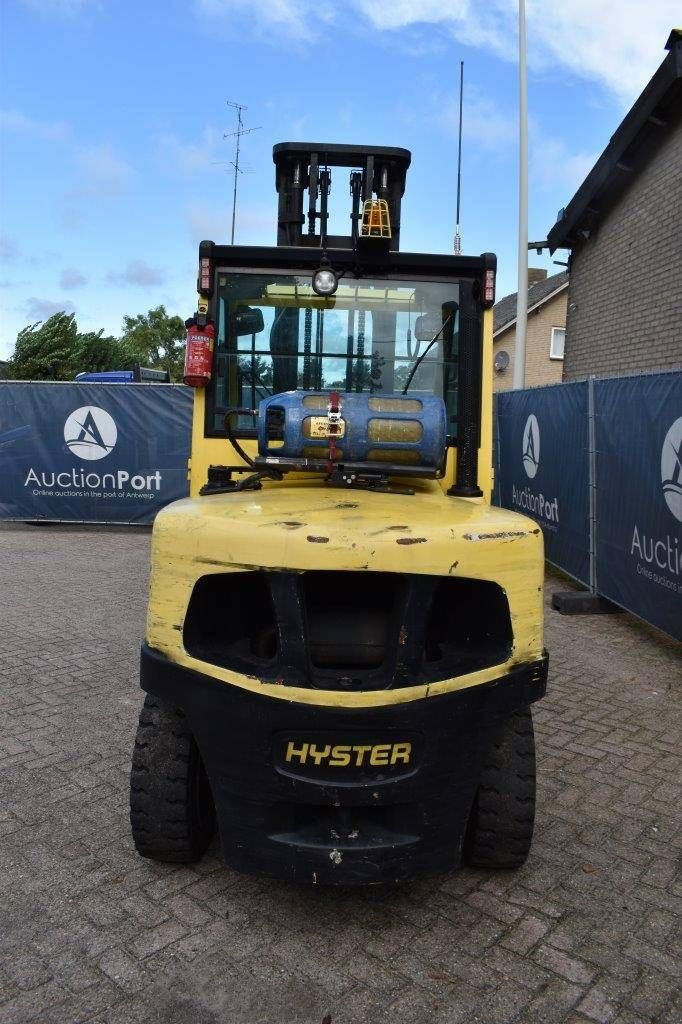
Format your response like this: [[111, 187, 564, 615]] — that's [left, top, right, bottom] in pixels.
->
[[72, 330, 121, 374], [5, 304, 187, 381], [7, 313, 74, 380], [119, 305, 186, 382], [5, 313, 121, 380]]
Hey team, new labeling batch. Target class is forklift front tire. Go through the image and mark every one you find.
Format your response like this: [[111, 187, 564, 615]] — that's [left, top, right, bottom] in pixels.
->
[[464, 707, 536, 869], [130, 696, 215, 863]]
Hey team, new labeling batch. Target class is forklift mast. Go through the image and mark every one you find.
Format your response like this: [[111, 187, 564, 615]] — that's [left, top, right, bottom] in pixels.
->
[[273, 142, 411, 250]]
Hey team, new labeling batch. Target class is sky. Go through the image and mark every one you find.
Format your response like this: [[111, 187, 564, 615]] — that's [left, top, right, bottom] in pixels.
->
[[0, 0, 678, 359]]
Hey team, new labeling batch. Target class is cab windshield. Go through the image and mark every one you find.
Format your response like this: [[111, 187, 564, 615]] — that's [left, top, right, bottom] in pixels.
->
[[210, 272, 460, 435]]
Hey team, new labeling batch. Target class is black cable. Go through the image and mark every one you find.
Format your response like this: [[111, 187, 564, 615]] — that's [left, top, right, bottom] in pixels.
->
[[401, 313, 453, 395], [224, 409, 257, 468]]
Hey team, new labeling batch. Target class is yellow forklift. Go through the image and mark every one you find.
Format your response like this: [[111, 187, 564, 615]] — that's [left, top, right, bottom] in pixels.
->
[[130, 143, 547, 884]]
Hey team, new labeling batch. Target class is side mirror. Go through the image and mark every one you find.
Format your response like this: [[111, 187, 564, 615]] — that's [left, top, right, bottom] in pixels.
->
[[233, 307, 265, 337], [414, 312, 443, 343], [414, 303, 458, 344]]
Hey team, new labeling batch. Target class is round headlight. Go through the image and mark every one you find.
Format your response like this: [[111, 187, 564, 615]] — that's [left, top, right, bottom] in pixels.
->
[[312, 266, 338, 296]]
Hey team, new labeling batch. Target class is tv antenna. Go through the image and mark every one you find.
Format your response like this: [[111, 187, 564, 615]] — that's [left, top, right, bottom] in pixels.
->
[[224, 100, 261, 244], [454, 60, 464, 255]]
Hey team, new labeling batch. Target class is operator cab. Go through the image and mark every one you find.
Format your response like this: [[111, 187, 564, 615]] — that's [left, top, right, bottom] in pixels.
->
[[191, 143, 495, 499]]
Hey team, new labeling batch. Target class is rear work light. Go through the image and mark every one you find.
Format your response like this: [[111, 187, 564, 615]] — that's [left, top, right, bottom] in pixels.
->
[[199, 257, 211, 294], [483, 268, 496, 307]]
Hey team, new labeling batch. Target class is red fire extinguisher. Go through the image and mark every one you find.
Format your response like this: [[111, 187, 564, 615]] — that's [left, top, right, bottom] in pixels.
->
[[183, 317, 215, 388]]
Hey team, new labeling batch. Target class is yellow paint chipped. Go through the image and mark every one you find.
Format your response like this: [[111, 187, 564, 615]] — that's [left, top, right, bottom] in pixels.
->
[[144, 307, 544, 708], [146, 474, 544, 707]]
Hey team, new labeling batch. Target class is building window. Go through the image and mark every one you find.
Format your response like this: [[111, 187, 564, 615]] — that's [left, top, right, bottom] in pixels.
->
[[550, 326, 565, 360]]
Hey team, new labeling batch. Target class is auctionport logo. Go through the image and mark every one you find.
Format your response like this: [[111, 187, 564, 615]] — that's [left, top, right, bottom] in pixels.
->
[[23, 403, 162, 499], [512, 411, 559, 528], [64, 406, 117, 461], [629, 416, 682, 592], [661, 416, 682, 524], [522, 414, 540, 479]]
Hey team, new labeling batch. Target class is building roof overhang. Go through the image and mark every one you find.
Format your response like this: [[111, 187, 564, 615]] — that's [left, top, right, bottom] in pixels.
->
[[547, 29, 682, 253]]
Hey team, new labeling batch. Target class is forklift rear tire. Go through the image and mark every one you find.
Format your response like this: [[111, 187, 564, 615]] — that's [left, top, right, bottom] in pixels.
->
[[130, 696, 215, 863], [464, 707, 536, 869]]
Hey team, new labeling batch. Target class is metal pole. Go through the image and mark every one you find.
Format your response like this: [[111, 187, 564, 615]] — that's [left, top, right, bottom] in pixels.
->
[[513, 0, 528, 389], [587, 375, 597, 594], [230, 106, 242, 245], [454, 60, 464, 255], [224, 102, 261, 246]]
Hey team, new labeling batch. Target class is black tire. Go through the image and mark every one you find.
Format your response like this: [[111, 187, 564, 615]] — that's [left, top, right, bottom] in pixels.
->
[[130, 695, 215, 863], [464, 707, 536, 869]]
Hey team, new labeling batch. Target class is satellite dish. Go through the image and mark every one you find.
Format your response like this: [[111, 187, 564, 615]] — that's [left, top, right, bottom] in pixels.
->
[[494, 350, 509, 373]]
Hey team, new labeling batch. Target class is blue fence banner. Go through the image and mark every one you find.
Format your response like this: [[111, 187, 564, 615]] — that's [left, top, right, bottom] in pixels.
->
[[0, 381, 193, 524], [495, 382, 590, 585], [594, 372, 681, 641]]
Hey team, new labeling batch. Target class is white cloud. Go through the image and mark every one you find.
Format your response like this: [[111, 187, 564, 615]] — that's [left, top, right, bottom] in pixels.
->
[[438, 86, 516, 151], [155, 127, 224, 176], [25, 297, 76, 320], [60, 144, 136, 227], [184, 199, 273, 245], [59, 268, 88, 289], [185, 200, 232, 243], [0, 235, 22, 262], [20, 0, 97, 14], [197, 0, 676, 104], [107, 261, 165, 287], [530, 130, 597, 196], [358, 1, 676, 104], [0, 110, 70, 141], [524, 0, 678, 104], [237, 205, 277, 244], [76, 144, 136, 198], [352, 0, 467, 30], [195, 0, 331, 42]]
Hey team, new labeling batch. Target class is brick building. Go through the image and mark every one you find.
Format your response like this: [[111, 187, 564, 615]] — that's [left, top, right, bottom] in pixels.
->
[[548, 30, 682, 379], [492, 270, 568, 391]]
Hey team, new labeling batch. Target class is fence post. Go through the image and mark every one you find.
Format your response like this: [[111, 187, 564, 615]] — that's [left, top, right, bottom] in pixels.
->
[[588, 374, 597, 595], [551, 374, 618, 615]]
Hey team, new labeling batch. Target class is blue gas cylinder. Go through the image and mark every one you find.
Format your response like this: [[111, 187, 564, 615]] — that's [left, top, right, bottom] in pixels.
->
[[257, 391, 446, 468]]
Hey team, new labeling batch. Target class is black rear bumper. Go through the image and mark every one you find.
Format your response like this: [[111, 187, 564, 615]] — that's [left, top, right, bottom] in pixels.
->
[[140, 645, 548, 885]]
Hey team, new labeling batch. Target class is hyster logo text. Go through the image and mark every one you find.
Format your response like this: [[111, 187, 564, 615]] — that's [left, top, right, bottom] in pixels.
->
[[64, 406, 117, 461], [284, 741, 412, 768]]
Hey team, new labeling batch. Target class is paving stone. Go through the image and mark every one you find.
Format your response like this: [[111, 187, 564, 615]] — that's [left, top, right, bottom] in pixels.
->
[[625, 969, 680, 1019], [534, 944, 598, 986], [0, 521, 679, 1024], [1, 949, 53, 990], [501, 914, 551, 954], [520, 978, 584, 1023], [0, 980, 70, 1023], [577, 985, 620, 1023]]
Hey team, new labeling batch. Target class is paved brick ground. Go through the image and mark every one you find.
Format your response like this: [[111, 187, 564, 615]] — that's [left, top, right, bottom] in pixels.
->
[[0, 521, 680, 1024]]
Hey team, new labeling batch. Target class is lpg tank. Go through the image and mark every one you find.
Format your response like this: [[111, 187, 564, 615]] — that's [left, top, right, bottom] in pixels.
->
[[257, 391, 446, 470]]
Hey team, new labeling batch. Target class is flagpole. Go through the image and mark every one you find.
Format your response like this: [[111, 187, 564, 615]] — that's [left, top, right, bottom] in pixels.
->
[[513, 0, 528, 389]]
